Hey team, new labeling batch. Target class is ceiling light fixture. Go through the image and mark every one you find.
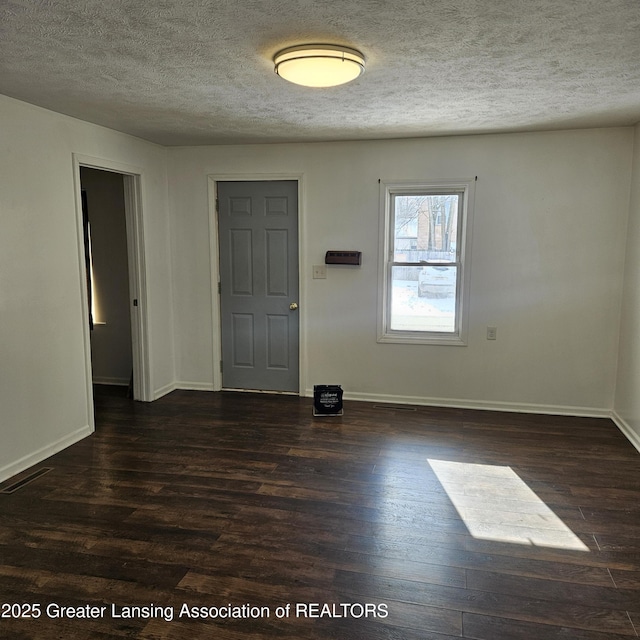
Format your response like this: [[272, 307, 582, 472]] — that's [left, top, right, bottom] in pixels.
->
[[273, 44, 365, 88]]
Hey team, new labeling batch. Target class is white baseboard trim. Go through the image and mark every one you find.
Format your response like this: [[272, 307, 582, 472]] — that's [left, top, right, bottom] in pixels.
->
[[174, 381, 216, 392], [93, 377, 129, 386], [0, 424, 93, 485], [153, 381, 217, 400], [153, 382, 177, 400], [304, 389, 611, 419], [611, 411, 640, 454]]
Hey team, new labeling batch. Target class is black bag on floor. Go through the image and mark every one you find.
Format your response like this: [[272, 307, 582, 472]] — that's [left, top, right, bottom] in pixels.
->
[[313, 385, 343, 416]]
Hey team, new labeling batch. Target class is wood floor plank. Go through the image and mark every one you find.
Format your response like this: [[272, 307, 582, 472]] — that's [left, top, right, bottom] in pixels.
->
[[340, 534, 615, 584], [0, 387, 639, 639], [610, 568, 640, 589], [332, 569, 636, 635], [462, 612, 637, 640], [465, 568, 637, 610], [627, 611, 640, 634]]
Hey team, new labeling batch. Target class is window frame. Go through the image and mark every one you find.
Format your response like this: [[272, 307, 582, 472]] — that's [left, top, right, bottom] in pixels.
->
[[377, 179, 475, 346]]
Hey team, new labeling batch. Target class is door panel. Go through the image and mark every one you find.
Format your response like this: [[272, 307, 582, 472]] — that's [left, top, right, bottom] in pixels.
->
[[231, 313, 255, 367], [218, 180, 299, 392], [230, 229, 253, 295], [266, 229, 289, 296], [266, 314, 289, 369]]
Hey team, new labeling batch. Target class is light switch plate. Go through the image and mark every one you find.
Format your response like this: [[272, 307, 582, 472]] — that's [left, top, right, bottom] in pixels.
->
[[313, 265, 327, 279]]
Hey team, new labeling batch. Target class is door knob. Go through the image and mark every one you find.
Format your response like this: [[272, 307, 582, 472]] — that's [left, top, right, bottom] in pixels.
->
[[289, 302, 299, 311]]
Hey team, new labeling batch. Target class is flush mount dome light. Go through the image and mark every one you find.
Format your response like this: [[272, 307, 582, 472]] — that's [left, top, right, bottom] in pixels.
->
[[274, 44, 365, 87]]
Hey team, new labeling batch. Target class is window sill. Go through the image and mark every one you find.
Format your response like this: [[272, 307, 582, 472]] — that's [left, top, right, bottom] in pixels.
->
[[377, 331, 467, 346]]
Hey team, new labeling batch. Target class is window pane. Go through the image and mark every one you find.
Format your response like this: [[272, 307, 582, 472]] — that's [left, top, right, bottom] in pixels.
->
[[393, 194, 459, 263], [390, 265, 456, 333]]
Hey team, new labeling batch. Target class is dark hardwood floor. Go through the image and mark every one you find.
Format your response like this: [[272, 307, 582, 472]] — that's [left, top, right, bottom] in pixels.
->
[[1, 387, 640, 639]]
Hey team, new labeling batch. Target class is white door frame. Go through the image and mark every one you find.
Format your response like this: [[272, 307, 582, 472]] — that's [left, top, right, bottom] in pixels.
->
[[73, 154, 152, 410], [207, 174, 306, 394]]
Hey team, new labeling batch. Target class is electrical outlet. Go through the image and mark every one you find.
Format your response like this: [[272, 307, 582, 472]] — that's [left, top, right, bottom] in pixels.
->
[[312, 265, 327, 279], [487, 326, 497, 340]]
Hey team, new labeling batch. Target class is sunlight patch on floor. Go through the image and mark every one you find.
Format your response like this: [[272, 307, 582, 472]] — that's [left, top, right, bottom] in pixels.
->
[[428, 459, 589, 551]]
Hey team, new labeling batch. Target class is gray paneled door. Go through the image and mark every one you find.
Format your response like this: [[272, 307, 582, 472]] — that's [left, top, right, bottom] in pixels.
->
[[218, 180, 299, 392]]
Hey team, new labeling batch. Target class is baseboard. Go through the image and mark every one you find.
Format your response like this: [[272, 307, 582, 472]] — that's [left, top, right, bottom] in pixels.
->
[[154, 381, 217, 400], [153, 382, 177, 400], [174, 381, 216, 392], [93, 376, 129, 386], [611, 411, 640, 454], [304, 389, 611, 419], [0, 424, 93, 485]]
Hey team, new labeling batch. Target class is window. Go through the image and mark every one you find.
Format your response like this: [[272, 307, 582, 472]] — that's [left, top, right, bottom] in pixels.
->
[[378, 180, 474, 345]]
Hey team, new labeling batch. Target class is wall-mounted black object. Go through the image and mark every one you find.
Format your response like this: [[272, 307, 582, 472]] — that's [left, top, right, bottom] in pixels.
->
[[325, 250, 361, 265]]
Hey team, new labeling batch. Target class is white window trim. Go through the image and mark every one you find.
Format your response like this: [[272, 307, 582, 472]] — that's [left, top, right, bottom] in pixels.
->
[[377, 179, 475, 346]]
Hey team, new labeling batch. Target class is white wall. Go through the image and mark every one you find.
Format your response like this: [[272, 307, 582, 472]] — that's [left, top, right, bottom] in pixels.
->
[[168, 128, 632, 414], [81, 167, 133, 385], [0, 95, 174, 482], [614, 124, 640, 450], [0, 91, 635, 484]]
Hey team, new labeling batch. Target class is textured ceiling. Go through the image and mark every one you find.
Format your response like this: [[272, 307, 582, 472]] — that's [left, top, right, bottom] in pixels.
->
[[1, 0, 640, 146]]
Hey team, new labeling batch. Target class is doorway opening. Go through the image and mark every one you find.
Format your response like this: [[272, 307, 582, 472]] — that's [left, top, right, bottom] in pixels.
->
[[81, 168, 133, 395], [74, 156, 151, 421]]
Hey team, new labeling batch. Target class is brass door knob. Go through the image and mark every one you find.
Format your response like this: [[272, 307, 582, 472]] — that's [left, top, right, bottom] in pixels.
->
[[289, 302, 299, 311]]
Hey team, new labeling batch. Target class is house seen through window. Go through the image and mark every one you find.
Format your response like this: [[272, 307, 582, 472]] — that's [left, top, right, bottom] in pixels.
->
[[379, 181, 474, 345]]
